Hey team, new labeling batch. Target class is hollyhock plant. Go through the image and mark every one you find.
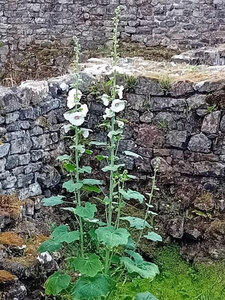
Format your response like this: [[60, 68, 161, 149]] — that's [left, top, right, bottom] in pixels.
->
[[111, 99, 126, 113], [67, 88, 82, 109], [101, 94, 110, 106], [63, 111, 85, 126]]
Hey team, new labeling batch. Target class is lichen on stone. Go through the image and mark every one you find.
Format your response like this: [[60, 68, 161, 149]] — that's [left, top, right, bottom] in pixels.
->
[[0, 270, 16, 282], [0, 232, 25, 247]]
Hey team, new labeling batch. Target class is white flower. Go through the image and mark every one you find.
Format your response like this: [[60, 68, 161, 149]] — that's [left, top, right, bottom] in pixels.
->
[[67, 89, 82, 109], [79, 104, 88, 117], [103, 108, 114, 120], [81, 128, 92, 138], [60, 82, 69, 91], [116, 85, 124, 99], [101, 94, 110, 106], [63, 124, 72, 133], [111, 99, 126, 113], [64, 111, 85, 126], [117, 120, 124, 128]]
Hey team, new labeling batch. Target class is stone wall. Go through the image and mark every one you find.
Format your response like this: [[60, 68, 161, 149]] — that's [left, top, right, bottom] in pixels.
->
[[1, 68, 225, 259], [1, 0, 225, 80]]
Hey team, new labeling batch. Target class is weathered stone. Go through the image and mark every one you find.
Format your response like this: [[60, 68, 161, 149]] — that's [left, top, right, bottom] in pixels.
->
[[0, 87, 21, 113], [151, 156, 172, 174], [166, 130, 188, 149], [193, 161, 225, 177], [30, 150, 44, 162], [17, 173, 34, 188], [19, 80, 49, 105], [0, 158, 6, 173], [31, 134, 52, 149], [136, 77, 164, 95], [20, 107, 40, 120], [171, 80, 194, 97], [186, 94, 206, 110], [194, 80, 225, 93], [201, 111, 221, 134], [126, 93, 147, 111], [220, 115, 225, 132], [10, 138, 32, 154], [24, 162, 42, 174], [151, 97, 186, 112], [188, 133, 212, 153], [136, 124, 164, 148], [194, 193, 215, 212], [40, 99, 60, 114], [167, 218, 184, 239], [19, 183, 42, 199], [0, 143, 10, 158], [153, 112, 176, 129], [5, 155, 19, 170], [5, 112, 20, 124], [18, 153, 31, 166], [140, 111, 154, 123], [2, 176, 17, 189], [36, 165, 61, 188]]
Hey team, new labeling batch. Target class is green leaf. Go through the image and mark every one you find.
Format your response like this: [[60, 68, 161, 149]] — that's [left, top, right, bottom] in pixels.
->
[[82, 185, 101, 193], [63, 180, 83, 192], [63, 163, 75, 172], [57, 154, 71, 161], [85, 149, 93, 155], [79, 166, 92, 174], [71, 274, 113, 300], [121, 257, 159, 279], [119, 189, 145, 204], [75, 202, 97, 219], [51, 225, 80, 243], [42, 196, 64, 207], [38, 239, 61, 253], [124, 151, 142, 159], [82, 179, 103, 185], [125, 250, 144, 264], [69, 254, 102, 277], [95, 226, 130, 248], [45, 271, 71, 296], [90, 141, 107, 146], [95, 155, 107, 161], [120, 216, 151, 230], [135, 292, 158, 300], [102, 164, 125, 172], [144, 232, 162, 242], [125, 237, 136, 251]]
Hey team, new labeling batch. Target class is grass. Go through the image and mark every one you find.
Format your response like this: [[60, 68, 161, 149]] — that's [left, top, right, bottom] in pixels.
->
[[111, 245, 225, 300]]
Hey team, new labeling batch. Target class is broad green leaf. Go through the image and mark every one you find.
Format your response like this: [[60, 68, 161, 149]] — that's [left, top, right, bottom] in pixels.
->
[[90, 141, 107, 146], [63, 163, 75, 172], [121, 257, 159, 279], [42, 195, 64, 207], [125, 237, 136, 251], [135, 292, 158, 300], [62, 207, 76, 214], [82, 179, 103, 185], [69, 254, 102, 277], [120, 216, 151, 230], [125, 250, 144, 264], [57, 154, 71, 161], [95, 226, 130, 248], [71, 274, 113, 300], [124, 151, 142, 159], [75, 202, 97, 219], [108, 129, 123, 139], [102, 164, 125, 172], [119, 189, 145, 203], [144, 232, 162, 242], [79, 166, 92, 174], [63, 180, 83, 192], [45, 271, 71, 296], [95, 155, 107, 161], [38, 239, 61, 253], [51, 225, 80, 243], [127, 174, 137, 179], [82, 185, 101, 193]]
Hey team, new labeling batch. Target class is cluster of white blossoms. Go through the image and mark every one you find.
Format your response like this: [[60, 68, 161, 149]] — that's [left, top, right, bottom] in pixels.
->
[[102, 85, 126, 123], [63, 88, 91, 138]]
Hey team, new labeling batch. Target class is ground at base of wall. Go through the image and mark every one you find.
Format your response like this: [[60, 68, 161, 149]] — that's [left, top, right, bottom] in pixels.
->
[[112, 245, 225, 300]]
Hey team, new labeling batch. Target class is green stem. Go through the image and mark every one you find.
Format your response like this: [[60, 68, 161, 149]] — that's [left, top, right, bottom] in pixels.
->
[[104, 248, 110, 274], [115, 181, 124, 228], [137, 167, 158, 246], [74, 128, 84, 257]]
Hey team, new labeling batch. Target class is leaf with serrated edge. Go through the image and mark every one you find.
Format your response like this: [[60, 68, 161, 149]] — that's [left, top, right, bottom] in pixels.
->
[[38, 239, 61, 253], [119, 189, 145, 203], [71, 274, 113, 300], [63, 180, 83, 192], [75, 202, 97, 219], [45, 271, 71, 296], [42, 196, 64, 207], [120, 216, 150, 230], [57, 154, 71, 161], [144, 232, 162, 242], [102, 164, 125, 172], [79, 166, 92, 174], [95, 226, 130, 248], [69, 254, 102, 277]]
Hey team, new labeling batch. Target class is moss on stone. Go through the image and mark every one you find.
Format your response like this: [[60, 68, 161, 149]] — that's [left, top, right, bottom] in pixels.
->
[[0, 232, 25, 247], [0, 270, 16, 282], [0, 194, 21, 220]]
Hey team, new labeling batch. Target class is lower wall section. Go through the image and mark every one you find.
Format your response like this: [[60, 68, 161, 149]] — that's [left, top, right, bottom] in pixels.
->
[[1, 72, 225, 258]]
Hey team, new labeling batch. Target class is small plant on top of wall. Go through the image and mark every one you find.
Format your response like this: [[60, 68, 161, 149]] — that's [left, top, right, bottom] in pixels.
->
[[38, 7, 161, 300]]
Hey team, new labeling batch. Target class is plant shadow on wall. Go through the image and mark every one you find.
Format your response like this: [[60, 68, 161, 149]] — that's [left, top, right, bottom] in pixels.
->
[[38, 8, 161, 300]]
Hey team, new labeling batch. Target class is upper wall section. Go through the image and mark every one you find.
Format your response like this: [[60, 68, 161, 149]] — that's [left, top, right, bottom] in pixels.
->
[[1, 0, 225, 80]]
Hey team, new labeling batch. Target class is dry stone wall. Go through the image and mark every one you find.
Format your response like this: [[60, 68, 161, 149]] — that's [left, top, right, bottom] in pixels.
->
[[1, 69, 225, 258], [1, 0, 225, 78]]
